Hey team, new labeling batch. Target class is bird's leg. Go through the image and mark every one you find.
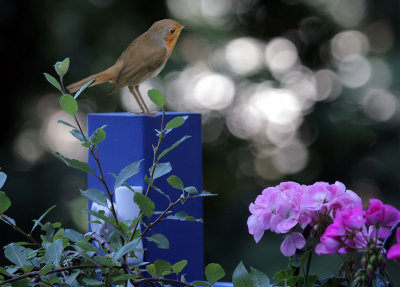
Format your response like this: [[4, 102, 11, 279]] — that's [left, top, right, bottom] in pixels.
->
[[128, 85, 146, 114], [134, 85, 151, 115]]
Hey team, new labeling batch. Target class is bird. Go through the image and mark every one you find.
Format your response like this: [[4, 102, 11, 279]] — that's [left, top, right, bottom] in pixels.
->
[[66, 19, 184, 114]]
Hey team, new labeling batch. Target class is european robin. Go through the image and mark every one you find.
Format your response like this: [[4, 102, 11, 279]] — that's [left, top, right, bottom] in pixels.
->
[[67, 19, 184, 114]]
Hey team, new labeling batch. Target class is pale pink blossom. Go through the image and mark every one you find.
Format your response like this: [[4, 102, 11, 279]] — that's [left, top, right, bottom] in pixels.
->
[[387, 227, 400, 263], [280, 232, 306, 257]]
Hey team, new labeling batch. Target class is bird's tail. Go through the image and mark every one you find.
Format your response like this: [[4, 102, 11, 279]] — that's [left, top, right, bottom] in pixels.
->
[[66, 65, 119, 93]]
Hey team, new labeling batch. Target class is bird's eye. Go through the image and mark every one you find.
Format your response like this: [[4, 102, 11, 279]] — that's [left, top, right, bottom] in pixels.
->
[[169, 28, 175, 34]]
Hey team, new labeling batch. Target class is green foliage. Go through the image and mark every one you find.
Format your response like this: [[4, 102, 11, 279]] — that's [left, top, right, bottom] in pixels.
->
[[4, 243, 29, 268], [53, 152, 95, 174], [0, 192, 11, 214], [166, 116, 188, 130], [90, 125, 107, 144], [205, 263, 225, 285], [233, 262, 270, 287], [59, 94, 78, 115], [80, 188, 108, 207], [172, 259, 187, 274], [151, 162, 172, 179], [114, 160, 142, 189], [167, 211, 203, 223], [0, 60, 219, 286], [147, 233, 169, 249], [0, 171, 7, 189], [74, 78, 96, 100], [44, 239, 64, 265], [148, 89, 165, 108], [167, 175, 184, 190], [158, 135, 191, 160], [31, 205, 56, 233], [44, 73, 62, 92], [54, 58, 69, 77], [134, 192, 155, 218]]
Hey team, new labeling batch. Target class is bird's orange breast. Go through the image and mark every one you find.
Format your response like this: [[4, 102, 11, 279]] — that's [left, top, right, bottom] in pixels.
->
[[164, 24, 183, 59]]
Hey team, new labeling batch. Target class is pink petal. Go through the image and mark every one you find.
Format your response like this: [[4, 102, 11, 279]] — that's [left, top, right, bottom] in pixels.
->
[[387, 244, 400, 262], [280, 235, 296, 257], [280, 232, 305, 257]]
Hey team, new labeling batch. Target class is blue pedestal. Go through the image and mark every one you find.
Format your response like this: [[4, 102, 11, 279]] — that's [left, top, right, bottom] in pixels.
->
[[87, 112, 203, 282]]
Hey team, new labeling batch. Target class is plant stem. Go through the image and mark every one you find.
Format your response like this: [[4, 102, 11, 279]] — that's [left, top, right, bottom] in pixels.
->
[[304, 249, 313, 287], [0, 264, 106, 285], [141, 196, 183, 237], [129, 108, 166, 241], [0, 215, 41, 247], [73, 114, 119, 225]]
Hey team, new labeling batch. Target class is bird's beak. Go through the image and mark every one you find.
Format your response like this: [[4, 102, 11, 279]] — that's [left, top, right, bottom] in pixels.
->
[[180, 25, 185, 30]]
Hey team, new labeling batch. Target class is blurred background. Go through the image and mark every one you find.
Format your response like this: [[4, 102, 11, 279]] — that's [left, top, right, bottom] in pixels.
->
[[1, 0, 400, 283]]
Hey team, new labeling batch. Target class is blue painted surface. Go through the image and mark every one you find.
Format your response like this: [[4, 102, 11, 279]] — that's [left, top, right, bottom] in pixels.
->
[[213, 282, 233, 287], [87, 112, 204, 281]]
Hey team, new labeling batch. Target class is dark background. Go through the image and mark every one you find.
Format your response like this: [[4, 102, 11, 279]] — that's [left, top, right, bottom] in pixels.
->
[[1, 0, 400, 283]]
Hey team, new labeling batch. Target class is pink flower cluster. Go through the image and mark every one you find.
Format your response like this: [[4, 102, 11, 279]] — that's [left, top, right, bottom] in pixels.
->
[[316, 199, 400, 256], [387, 227, 400, 262], [247, 181, 361, 256]]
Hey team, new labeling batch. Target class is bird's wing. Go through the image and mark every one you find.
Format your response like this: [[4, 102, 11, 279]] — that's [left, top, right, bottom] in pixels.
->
[[111, 44, 167, 92]]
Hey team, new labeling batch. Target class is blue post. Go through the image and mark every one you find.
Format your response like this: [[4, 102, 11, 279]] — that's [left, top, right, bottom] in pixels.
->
[[87, 112, 204, 282]]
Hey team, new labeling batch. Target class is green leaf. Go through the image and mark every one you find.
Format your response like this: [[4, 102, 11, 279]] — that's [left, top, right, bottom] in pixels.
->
[[192, 281, 211, 287], [273, 268, 293, 280], [76, 241, 99, 253], [54, 58, 69, 77], [134, 192, 154, 218], [39, 264, 55, 276], [91, 125, 107, 144], [65, 271, 80, 284], [57, 119, 77, 129], [184, 186, 198, 195], [60, 94, 78, 115], [81, 277, 104, 285], [205, 263, 225, 285], [165, 116, 188, 130], [114, 160, 142, 189], [192, 190, 217, 198], [4, 243, 28, 267], [152, 162, 172, 180], [82, 209, 112, 224], [74, 78, 96, 100], [0, 171, 7, 189], [146, 264, 156, 276], [112, 274, 139, 283], [53, 152, 95, 175], [147, 233, 169, 249], [44, 73, 62, 92], [31, 205, 56, 233], [0, 191, 11, 214], [70, 129, 85, 142], [10, 278, 29, 286], [112, 239, 140, 261], [250, 267, 270, 287], [64, 229, 84, 242], [44, 239, 63, 265], [158, 135, 191, 161], [148, 89, 164, 108], [80, 188, 108, 207], [154, 259, 172, 276], [172, 260, 187, 274], [0, 214, 15, 226], [94, 255, 119, 267], [232, 261, 253, 287], [167, 211, 203, 223], [167, 175, 184, 190]]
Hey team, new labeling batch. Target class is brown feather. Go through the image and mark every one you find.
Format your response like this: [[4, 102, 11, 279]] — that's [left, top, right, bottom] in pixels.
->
[[66, 64, 120, 93]]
